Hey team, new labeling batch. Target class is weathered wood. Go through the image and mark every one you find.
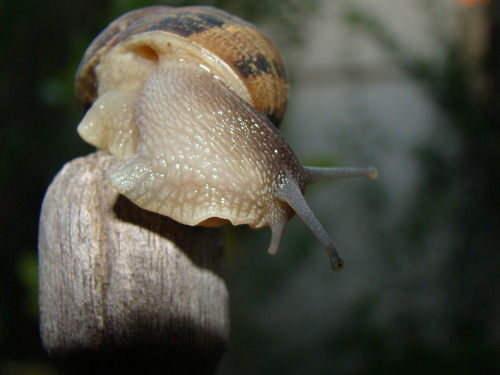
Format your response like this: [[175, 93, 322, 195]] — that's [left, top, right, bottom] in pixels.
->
[[39, 151, 229, 375]]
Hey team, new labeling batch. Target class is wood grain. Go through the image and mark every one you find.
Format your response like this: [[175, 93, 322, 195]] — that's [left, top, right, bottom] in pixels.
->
[[39, 151, 228, 375]]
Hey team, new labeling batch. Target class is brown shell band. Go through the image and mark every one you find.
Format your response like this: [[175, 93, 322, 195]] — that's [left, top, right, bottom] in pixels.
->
[[75, 6, 288, 126]]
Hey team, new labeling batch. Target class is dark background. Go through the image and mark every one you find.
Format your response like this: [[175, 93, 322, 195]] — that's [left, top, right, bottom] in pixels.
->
[[1, 0, 499, 374]]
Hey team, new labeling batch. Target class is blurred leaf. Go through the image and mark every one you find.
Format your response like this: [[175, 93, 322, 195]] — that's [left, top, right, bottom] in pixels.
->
[[0, 360, 58, 375], [17, 252, 39, 320]]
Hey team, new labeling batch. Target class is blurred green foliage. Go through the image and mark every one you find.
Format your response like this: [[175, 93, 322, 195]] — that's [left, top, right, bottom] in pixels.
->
[[342, 2, 500, 373]]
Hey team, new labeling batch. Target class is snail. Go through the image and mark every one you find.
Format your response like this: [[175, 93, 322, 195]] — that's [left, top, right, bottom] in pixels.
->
[[75, 5, 377, 271]]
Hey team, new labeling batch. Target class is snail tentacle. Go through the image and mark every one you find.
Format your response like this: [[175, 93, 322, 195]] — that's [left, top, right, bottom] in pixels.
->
[[274, 176, 344, 271], [267, 221, 285, 255], [303, 166, 378, 185]]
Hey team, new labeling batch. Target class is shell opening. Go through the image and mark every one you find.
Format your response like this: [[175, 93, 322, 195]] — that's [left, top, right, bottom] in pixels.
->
[[133, 45, 160, 63]]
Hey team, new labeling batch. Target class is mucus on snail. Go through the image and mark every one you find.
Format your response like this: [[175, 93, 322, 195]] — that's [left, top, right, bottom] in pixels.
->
[[75, 5, 377, 271]]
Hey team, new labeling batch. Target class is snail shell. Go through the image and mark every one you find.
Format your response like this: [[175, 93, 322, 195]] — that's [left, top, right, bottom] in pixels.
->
[[75, 6, 377, 271], [76, 5, 287, 125]]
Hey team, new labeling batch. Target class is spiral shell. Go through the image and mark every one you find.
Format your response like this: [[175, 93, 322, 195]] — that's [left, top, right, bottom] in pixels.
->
[[75, 5, 288, 126]]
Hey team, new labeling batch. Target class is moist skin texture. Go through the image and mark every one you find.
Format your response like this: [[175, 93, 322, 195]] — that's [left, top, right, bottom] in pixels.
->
[[110, 61, 302, 230]]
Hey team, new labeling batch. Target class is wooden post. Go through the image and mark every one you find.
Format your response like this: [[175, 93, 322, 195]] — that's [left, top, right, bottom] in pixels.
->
[[38, 151, 229, 375]]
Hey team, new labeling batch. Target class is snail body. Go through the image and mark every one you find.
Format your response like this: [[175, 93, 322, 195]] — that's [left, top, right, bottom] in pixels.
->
[[76, 6, 377, 271]]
